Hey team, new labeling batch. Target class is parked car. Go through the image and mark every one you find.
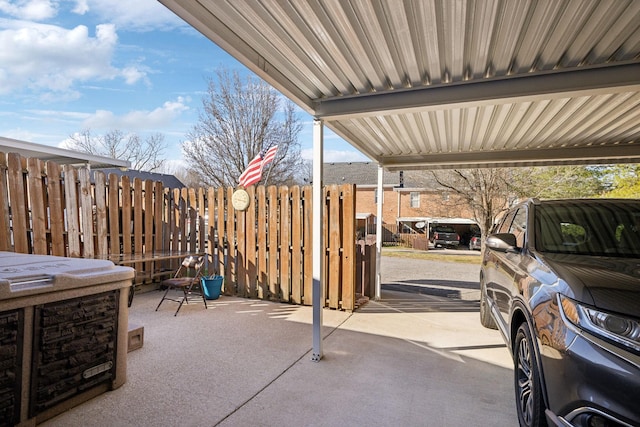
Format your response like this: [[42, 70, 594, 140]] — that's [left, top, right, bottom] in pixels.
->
[[480, 198, 640, 427], [429, 225, 460, 248], [469, 233, 482, 250]]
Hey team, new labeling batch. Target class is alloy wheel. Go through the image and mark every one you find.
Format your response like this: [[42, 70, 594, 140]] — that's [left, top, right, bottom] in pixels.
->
[[514, 323, 545, 427], [517, 335, 534, 425]]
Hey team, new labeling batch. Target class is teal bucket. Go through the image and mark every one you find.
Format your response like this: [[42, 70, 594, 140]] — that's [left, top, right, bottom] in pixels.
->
[[201, 276, 223, 300]]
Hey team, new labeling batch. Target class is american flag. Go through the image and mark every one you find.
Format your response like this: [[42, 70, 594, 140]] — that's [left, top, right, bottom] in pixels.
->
[[238, 145, 278, 187]]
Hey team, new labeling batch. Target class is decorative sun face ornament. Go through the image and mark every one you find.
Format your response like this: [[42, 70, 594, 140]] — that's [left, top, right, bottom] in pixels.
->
[[232, 187, 250, 211]]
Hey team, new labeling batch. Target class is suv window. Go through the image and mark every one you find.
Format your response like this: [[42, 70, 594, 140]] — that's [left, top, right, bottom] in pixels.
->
[[434, 226, 456, 233], [495, 210, 516, 234], [509, 208, 527, 248], [535, 201, 640, 257]]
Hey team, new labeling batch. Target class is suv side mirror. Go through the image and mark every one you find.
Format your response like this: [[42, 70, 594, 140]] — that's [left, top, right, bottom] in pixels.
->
[[486, 233, 518, 252]]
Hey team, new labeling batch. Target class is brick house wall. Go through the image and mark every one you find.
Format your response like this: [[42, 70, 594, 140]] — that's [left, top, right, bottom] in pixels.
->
[[355, 187, 475, 225], [397, 190, 475, 219], [324, 163, 481, 243]]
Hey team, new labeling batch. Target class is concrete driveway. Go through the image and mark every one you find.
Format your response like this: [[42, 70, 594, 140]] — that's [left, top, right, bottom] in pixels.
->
[[42, 255, 517, 427]]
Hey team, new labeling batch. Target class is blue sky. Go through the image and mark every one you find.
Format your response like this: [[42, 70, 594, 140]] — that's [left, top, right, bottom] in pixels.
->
[[0, 0, 367, 168]]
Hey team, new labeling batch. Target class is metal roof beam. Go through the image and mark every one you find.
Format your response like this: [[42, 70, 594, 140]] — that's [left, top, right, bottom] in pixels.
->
[[315, 62, 640, 119], [382, 143, 640, 171]]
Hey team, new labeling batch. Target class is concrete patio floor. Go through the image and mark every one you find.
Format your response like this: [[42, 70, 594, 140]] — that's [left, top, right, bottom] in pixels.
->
[[41, 256, 518, 427]]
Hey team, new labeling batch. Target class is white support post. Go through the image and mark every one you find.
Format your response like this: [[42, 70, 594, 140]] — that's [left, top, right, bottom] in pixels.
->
[[375, 164, 383, 300], [311, 118, 324, 362]]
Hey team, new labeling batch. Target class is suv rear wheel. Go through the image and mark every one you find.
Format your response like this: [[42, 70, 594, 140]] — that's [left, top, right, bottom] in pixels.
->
[[514, 323, 547, 427], [479, 277, 497, 329]]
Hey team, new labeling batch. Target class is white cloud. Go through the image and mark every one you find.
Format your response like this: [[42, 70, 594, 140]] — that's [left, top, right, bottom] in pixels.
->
[[0, 0, 57, 20], [82, 97, 190, 130], [2, 127, 51, 142], [25, 108, 91, 121], [120, 66, 147, 85], [0, 0, 184, 31], [71, 0, 88, 14], [0, 20, 148, 96], [83, 0, 185, 32]]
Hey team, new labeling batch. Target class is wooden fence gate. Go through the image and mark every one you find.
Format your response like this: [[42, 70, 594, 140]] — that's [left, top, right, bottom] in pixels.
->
[[0, 152, 358, 310]]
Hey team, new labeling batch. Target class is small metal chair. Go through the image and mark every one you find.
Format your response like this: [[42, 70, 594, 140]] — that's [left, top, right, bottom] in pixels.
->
[[155, 256, 206, 316]]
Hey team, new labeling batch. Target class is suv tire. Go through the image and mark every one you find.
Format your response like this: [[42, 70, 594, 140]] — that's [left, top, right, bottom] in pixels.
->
[[479, 277, 497, 329], [514, 323, 547, 427]]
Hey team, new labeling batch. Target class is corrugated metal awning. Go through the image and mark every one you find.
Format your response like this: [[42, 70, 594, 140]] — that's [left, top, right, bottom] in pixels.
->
[[159, 0, 640, 170], [0, 137, 131, 168]]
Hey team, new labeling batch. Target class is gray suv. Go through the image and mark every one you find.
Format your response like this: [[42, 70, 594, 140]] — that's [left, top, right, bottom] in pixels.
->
[[480, 198, 640, 427]]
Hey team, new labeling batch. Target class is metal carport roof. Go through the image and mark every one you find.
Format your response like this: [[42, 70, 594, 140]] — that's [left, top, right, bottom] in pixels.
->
[[158, 0, 640, 361], [159, 0, 640, 171]]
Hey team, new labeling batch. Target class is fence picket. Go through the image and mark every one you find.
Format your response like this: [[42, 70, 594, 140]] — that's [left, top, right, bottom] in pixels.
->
[[206, 187, 215, 273], [290, 185, 302, 304], [27, 158, 47, 254], [121, 176, 132, 255], [329, 186, 343, 309], [144, 180, 154, 256], [267, 186, 279, 299], [46, 161, 65, 256], [216, 187, 226, 277], [8, 154, 29, 253], [302, 186, 313, 305], [94, 171, 108, 256], [187, 188, 197, 251], [279, 186, 290, 302], [163, 188, 172, 253], [0, 153, 10, 251], [154, 182, 164, 253], [171, 188, 181, 251], [133, 178, 144, 271], [78, 168, 94, 258], [225, 187, 235, 292], [256, 186, 268, 299], [142, 180, 154, 279], [108, 173, 121, 255], [245, 186, 257, 297], [341, 184, 356, 311], [179, 188, 188, 252], [197, 188, 205, 255], [236, 200, 247, 297], [63, 165, 81, 257]]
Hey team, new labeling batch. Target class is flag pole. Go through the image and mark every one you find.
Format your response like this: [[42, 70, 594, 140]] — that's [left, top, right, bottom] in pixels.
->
[[263, 160, 276, 184]]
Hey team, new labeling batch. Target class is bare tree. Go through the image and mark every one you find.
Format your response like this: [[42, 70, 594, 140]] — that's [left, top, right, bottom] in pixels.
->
[[430, 166, 606, 236], [158, 161, 202, 188], [430, 169, 512, 235], [182, 69, 304, 188], [67, 129, 167, 171]]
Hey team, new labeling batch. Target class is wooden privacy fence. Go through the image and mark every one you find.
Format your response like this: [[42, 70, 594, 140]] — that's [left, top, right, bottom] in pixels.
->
[[0, 152, 359, 310]]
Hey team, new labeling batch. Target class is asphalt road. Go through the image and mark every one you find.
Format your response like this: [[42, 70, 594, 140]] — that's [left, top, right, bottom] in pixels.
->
[[380, 251, 482, 301]]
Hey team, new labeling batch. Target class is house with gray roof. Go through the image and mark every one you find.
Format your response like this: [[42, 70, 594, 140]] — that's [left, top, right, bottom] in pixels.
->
[[91, 168, 184, 189], [323, 162, 479, 246]]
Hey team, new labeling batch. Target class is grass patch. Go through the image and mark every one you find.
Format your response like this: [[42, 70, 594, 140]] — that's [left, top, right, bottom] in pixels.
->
[[382, 247, 482, 265]]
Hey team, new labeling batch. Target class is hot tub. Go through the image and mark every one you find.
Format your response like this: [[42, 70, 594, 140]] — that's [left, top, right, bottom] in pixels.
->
[[0, 251, 134, 426]]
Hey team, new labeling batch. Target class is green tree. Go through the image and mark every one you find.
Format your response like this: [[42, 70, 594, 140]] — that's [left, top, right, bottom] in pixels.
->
[[509, 166, 605, 199], [602, 165, 640, 198], [182, 69, 304, 188]]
